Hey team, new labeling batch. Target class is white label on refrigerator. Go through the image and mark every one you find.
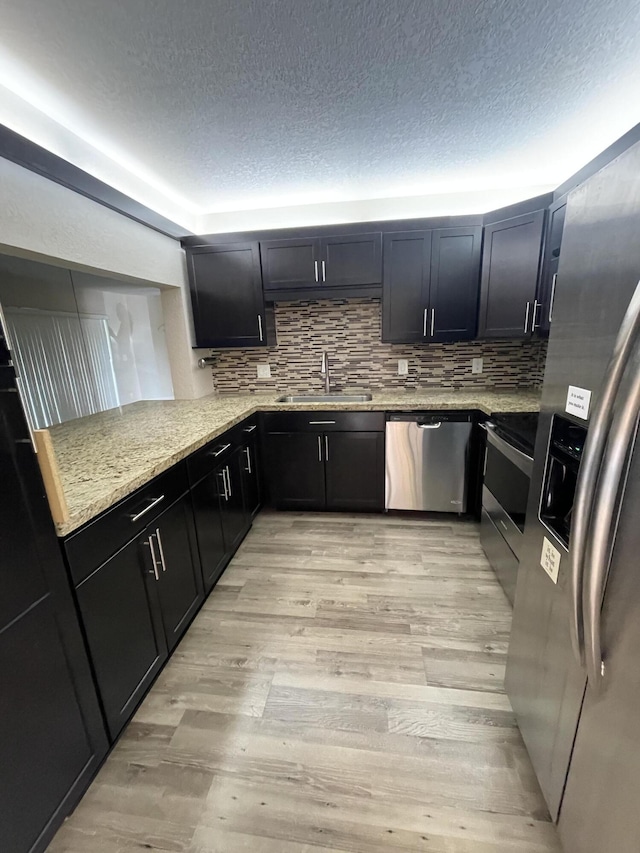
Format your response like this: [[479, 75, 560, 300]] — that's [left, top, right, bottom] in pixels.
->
[[540, 537, 561, 583], [565, 385, 591, 420]]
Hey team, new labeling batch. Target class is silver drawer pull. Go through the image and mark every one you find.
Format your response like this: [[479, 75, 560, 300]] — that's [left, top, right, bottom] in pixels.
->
[[243, 425, 257, 433], [210, 443, 231, 457], [130, 494, 165, 523], [309, 420, 336, 425]]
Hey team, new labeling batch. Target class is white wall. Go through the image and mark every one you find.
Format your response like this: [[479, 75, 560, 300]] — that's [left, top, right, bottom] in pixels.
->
[[0, 156, 211, 399]]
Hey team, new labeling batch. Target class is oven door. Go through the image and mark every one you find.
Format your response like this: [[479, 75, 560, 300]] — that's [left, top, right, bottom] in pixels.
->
[[482, 424, 533, 557]]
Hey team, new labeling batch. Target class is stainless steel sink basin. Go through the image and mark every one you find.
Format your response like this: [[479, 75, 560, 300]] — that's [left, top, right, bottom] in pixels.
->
[[277, 393, 373, 403]]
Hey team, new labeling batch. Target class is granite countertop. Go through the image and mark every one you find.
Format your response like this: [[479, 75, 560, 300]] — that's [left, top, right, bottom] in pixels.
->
[[48, 388, 541, 537]]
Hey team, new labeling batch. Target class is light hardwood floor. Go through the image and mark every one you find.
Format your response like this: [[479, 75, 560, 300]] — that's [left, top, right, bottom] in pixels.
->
[[48, 511, 561, 853]]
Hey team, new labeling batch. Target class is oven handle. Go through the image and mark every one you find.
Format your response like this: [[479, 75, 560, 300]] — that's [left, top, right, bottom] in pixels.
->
[[481, 422, 534, 477]]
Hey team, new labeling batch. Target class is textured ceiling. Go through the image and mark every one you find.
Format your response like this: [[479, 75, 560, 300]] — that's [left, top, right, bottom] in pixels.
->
[[1, 0, 640, 220]]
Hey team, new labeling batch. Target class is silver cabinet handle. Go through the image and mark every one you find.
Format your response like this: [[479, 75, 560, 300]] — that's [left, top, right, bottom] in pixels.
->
[[524, 301, 531, 333], [225, 465, 232, 497], [321, 260, 326, 282], [549, 273, 558, 323], [145, 535, 160, 581], [532, 299, 540, 331], [568, 276, 640, 668], [155, 527, 167, 572], [309, 420, 335, 425], [314, 260, 319, 282], [209, 443, 231, 458], [324, 435, 329, 461], [418, 422, 442, 429], [317, 435, 322, 462], [430, 308, 435, 337], [244, 446, 252, 474], [243, 424, 257, 433], [218, 469, 228, 501], [423, 307, 428, 337], [130, 494, 165, 523], [257, 314, 263, 341]]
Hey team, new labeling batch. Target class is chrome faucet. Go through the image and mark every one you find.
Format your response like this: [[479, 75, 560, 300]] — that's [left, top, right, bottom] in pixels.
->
[[321, 351, 331, 394]]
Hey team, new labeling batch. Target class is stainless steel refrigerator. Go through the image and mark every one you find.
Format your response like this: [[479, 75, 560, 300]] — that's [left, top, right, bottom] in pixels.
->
[[506, 136, 640, 853]]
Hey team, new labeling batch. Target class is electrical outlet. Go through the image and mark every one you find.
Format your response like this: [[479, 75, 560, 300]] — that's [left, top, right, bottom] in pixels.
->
[[256, 363, 271, 379], [398, 359, 409, 376], [472, 357, 483, 375]]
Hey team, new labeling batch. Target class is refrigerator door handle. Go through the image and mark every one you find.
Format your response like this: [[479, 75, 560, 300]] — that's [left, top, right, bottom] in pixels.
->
[[570, 277, 640, 669], [583, 343, 640, 690]]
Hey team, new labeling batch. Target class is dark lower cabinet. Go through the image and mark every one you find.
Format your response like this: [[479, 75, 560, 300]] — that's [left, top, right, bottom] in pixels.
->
[[190, 469, 228, 592], [220, 447, 250, 549], [265, 423, 384, 511], [241, 434, 261, 517], [1, 331, 107, 853], [325, 432, 385, 510], [75, 535, 168, 740], [266, 432, 326, 509], [151, 495, 203, 651]]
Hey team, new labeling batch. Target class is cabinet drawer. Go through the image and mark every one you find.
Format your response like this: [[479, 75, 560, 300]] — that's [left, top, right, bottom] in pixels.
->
[[187, 417, 257, 485], [65, 462, 189, 585], [262, 410, 385, 433]]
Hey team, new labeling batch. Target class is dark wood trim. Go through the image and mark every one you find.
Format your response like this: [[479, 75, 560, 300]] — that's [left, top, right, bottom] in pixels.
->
[[0, 124, 190, 240], [265, 284, 382, 303], [483, 193, 554, 225], [181, 215, 484, 248], [553, 122, 640, 201]]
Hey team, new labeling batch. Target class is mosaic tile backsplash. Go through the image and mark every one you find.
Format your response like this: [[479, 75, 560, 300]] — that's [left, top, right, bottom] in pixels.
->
[[209, 298, 547, 394]]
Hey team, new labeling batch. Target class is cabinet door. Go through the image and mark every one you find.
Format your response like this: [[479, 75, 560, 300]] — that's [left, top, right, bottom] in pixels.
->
[[478, 211, 545, 338], [75, 537, 167, 740], [241, 437, 261, 517], [219, 448, 250, 551], [325, 432, 385, 511], [535, 200, 566, 338], [188, 242, 268, 347], [382, 230, 431, 343], [151, 495, 203, 651], [1, 598, 98, 853], [266, 432, 326, 509], [191, 468, 229, 593], [320, 233, 382, 286], [261, 237, 320, 290], [429, 227, 482, 342]]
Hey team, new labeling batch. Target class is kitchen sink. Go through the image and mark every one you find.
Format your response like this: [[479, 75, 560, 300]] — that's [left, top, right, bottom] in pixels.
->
[[276, 393, 373, 403]]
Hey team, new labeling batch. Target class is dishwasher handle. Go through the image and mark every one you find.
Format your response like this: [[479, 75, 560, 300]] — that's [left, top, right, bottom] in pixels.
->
[[417, 422, 441, 429]]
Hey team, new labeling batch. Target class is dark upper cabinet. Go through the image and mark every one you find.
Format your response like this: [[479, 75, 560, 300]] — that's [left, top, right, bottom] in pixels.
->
[[74, 535, 168, 740], [325, 432, 385, 511], [429, 227, 482, 342], [535, 199, 567, 338], [151, 495, 203, 651], [382, 230, 431, 343], [261, 237, 320, 290], [478, 210, 546, 339], [187, 242, 272, 348], [382, 227, 481, 343], [265, 432, 326, 510], [320, 233, 382, 286]]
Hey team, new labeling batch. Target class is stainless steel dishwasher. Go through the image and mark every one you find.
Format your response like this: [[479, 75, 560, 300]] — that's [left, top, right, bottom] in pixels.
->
[[385, 412, 473, 512]]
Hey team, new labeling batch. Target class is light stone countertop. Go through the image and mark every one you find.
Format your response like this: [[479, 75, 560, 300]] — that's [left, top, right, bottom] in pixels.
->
[[48, 388, 541, 537]]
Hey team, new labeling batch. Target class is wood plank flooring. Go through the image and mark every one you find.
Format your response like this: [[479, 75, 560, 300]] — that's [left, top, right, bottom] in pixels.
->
[[48, 511, 561, 853]]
